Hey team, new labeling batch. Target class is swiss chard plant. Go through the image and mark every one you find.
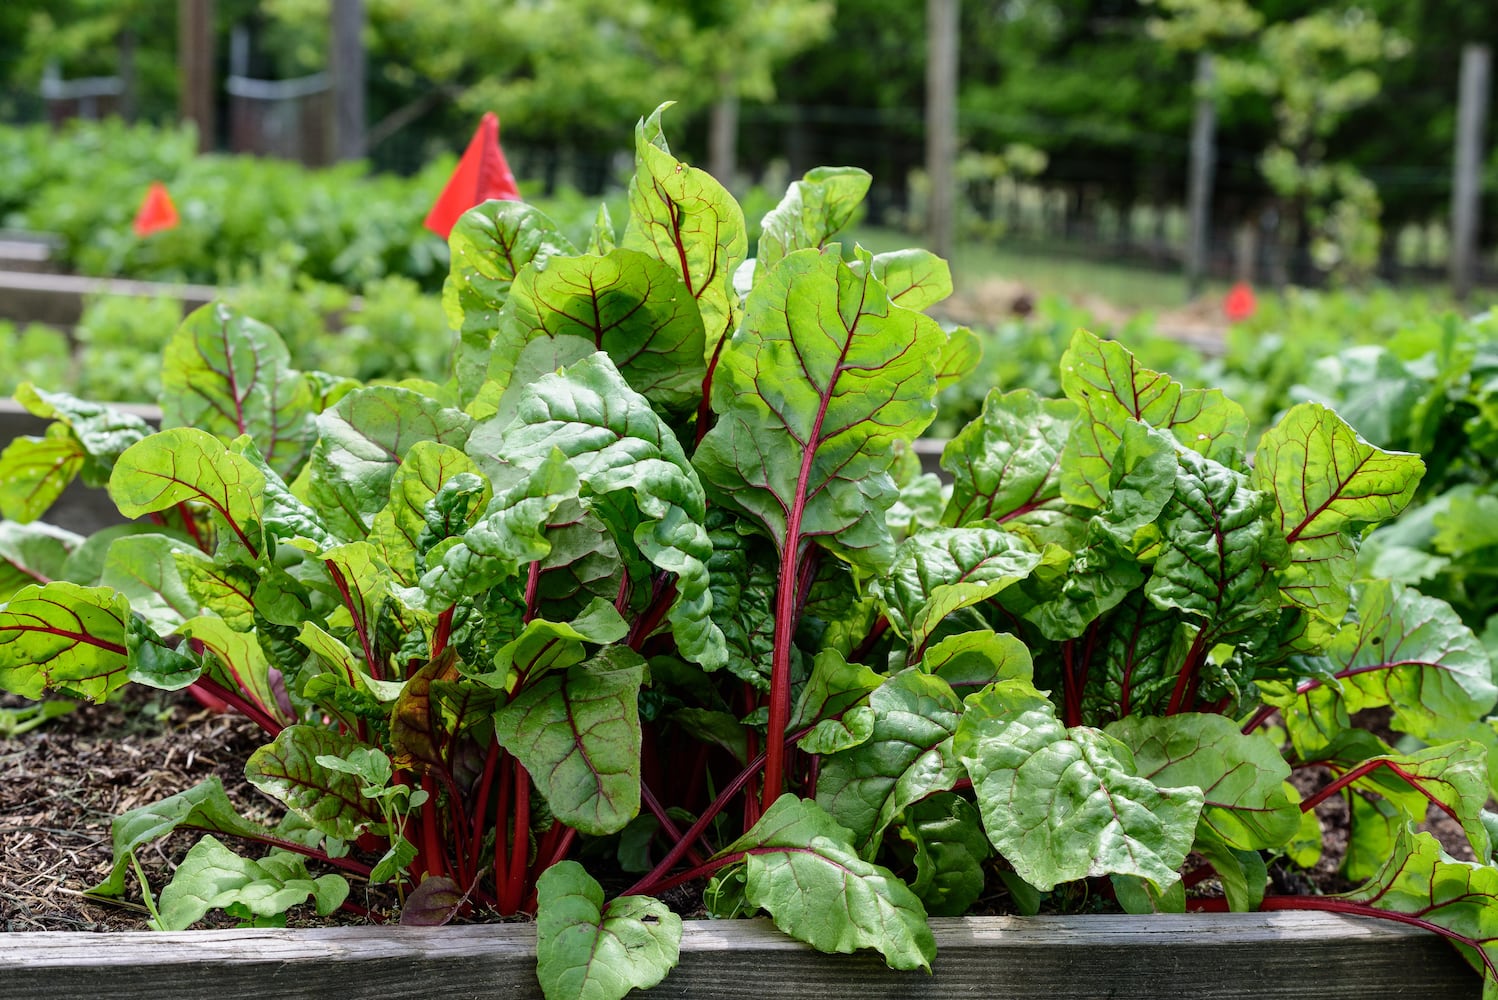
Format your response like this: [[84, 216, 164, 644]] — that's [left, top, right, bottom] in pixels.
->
[[3, 104, 1498, 997]]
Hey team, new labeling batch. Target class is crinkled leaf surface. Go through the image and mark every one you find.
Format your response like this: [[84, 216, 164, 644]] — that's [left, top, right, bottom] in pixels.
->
[[492, 646, 645, 836], [154, 835, 348, 932], [467, 353, 722, 667], [694, 247, 945, 574], [623, 103, 747, 348], [877, 527, 1041, 656], [160, 303, 316, 478], [368, 441, 489, 585], [535, 861, 681, 1000], [444, 200, 579, 401], [1080, 589, 1186, 722], [757, 166, 871, 274], [303, 386, 472, 539], [1146, 448, 1287, 641], [1253, 403, 1423, 644], [941, 389, 1082, 546], [902, 792, 992, 917], [1297, 580, 1496, 745], [1106, 713, 1299, 851], [497, 247, 706, 412], [417, 449, 577, 611], [816, 669, 965, 855], [0, 582, 129, 701], [1060, 329, 1248, 509], [230, 437, 335, 551], [715, 795, 936, 971], [955, 680, 1203, 891], [246, 725, 386, 840]]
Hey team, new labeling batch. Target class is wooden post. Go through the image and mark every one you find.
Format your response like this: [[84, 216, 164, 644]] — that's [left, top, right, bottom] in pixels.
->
[[1185, 53, 1216, 297], [708, 86, 740, 187], [331, 0, 366, 161], [925, 0, 958, 260], [1452, 44, 1490, 301], [178, 0, 214, 153]]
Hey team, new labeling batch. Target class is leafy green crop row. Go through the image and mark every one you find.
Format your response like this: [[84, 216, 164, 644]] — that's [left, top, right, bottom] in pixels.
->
[[3, 106, 1498, 998], [0, 119, 622, 291]]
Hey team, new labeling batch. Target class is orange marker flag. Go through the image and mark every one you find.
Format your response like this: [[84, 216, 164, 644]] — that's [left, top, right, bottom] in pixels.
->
[[423, 112, 522, 239], [1223, 281, 1257, 323], [132, 181, 180, 237]]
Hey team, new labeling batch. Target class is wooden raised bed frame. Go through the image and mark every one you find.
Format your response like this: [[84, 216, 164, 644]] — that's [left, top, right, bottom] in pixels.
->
[[0, 913, 1481, 999]]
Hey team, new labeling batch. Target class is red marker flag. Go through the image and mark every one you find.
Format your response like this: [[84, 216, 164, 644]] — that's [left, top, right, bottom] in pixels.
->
[[1223, 281, 1257, 323], [132, 181, 180, 237], [423, 112, 522, 239]]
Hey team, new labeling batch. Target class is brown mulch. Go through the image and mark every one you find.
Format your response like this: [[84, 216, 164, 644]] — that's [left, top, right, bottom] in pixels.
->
[[0, 688, 282, 932], [0, 692, 1481, 934]]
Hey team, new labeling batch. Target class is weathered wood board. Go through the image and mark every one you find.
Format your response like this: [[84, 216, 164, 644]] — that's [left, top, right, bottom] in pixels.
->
[[0, 913, 1480, 999]]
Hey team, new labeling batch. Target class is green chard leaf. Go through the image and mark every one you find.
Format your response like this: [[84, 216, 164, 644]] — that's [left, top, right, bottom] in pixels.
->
[[921, 630, 1034, 693], [1060, 329, 1248, 509], [160, 304, 316, 478], [705, 520, 778, 688], [444, 200, 579, 402], [1335, 741, 1493, 867], [1279, 580, 1496, 750], [153, 835, 348, 931], [1339, 827, 1498, 985], [876, 527, 1041, 658], [368, 441, 489, 586], [713, 795, 936, 971], [757, 166, 871, 274], [89, 777, 276, 896], [303, 386, 473, 540], [0, 520, 81, 602], [0, 384, 155, 523], [230, 436, 335, 551], [623, 103, 747, 349], [0, 582, 129, 701], [246, 725, 387, 840], [900, 792, 993, 917], [865, 249, 953, 312], [98, 533, 201, 631], [1105, 713, 1300, 851], [0, 425, 85, 523], [178, 616, 292, 727], [816, 669, 966, 855], [416, 449, 577, 611], [467, 352, 723, 668], [0, 384, 156, 522], [535, 861, 681, 1000], [955, 680, 1203, 892], [940, 388, 1082, 543], [1253, 402, 1424, 646], [694, 247, 945, 575], [1145, 448, 1288, 643], [494, 248, 706, 412], [109, 427, 265, 557], [492, 646, 646, 836]]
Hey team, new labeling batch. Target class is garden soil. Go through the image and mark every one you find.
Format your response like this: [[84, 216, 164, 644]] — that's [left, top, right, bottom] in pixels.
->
[[0, 692, 1474, 932]]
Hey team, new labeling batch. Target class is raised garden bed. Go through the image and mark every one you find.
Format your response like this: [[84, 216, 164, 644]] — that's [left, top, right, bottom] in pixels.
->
[[0, 913, 1481, 999]]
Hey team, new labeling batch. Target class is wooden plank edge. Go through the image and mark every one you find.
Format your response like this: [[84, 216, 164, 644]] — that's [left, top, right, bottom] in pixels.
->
[[0, 912, 1471, 965]]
